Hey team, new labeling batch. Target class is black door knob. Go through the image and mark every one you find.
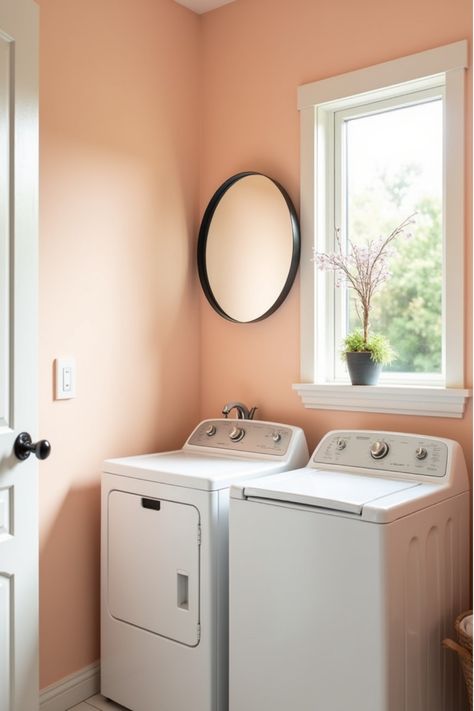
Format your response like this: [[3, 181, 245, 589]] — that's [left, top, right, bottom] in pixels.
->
[[14, 432, 51, 461]]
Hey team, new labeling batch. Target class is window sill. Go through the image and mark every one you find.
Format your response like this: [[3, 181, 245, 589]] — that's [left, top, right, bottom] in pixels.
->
[[292, 383, 472, 418]]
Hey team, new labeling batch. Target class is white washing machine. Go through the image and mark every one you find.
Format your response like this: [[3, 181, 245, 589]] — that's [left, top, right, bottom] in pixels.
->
[[101, 418, 308, 711], [229, 430, 470, 711]]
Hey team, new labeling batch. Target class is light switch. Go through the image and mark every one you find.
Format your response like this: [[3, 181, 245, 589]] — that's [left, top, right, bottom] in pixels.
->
[[55, 358, 76, 400], [62, 367, 72, 392]]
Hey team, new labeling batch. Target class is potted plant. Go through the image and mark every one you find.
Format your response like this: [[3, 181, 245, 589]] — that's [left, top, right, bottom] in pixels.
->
[[313, 215, 415, 385]]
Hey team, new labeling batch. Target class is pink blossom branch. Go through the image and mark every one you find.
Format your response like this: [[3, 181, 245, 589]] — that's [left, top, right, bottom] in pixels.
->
[[313, 214, 416, 344]]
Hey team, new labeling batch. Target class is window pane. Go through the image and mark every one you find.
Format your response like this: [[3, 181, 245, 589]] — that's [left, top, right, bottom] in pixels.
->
[[344, 99, 443, 374]]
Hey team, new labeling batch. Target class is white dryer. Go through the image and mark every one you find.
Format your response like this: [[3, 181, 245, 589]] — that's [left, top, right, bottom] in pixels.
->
[[101, 418, 308, 711], [229, 430, 470, 711]]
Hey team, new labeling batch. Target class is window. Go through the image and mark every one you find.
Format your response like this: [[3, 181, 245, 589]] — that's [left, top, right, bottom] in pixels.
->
[[294, 42, 470, 417], [332, 87, 444, 383]]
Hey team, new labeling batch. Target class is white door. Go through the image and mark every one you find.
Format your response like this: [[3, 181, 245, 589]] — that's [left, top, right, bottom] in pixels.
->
[[0, 1, 39, 710]]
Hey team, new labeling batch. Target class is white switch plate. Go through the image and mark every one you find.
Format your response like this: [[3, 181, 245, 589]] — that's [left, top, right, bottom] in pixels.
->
[[55, 357, 76, 400]]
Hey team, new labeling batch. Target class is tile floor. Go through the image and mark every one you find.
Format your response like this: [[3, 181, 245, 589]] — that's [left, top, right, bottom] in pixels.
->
[[68, 694, 128, 710]]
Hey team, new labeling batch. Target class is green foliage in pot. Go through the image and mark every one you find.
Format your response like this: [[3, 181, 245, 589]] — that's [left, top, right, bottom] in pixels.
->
[[341, 330, 395, 365]]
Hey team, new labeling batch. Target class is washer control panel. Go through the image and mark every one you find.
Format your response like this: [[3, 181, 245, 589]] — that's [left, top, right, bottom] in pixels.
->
[[187, 420, 292, 456], [314, 431, 448, 478]]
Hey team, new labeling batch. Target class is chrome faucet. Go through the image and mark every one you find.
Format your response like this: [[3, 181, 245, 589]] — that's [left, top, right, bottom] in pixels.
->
[[222, 402, 258, 420]]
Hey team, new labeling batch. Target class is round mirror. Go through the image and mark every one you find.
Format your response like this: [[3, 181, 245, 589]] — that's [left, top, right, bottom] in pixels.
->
[[197, 172, 300, 323]]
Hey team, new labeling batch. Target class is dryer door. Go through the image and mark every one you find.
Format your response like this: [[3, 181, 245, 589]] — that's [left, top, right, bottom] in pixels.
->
[[107, 491, 200, 646]]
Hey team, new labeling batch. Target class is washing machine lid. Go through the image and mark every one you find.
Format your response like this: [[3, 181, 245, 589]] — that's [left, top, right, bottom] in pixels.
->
[[243, 468, 420, 515], [104, 451, 283, 491]]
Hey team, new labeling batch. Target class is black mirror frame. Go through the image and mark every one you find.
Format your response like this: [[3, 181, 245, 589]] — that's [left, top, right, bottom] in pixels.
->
[[197, 172, 301, 323]]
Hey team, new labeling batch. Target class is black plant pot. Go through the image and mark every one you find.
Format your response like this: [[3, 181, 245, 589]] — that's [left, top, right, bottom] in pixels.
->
[[345, 351, 382, 385]]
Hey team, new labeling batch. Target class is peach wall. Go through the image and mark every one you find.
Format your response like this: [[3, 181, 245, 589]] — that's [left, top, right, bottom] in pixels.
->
[[38, 0, 200, 688], [37, 0, 472, 693], [199, 0, 473, 462]]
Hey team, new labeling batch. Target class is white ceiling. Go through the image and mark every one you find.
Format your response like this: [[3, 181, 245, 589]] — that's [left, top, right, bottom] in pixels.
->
[[173, 0, 236, 14]]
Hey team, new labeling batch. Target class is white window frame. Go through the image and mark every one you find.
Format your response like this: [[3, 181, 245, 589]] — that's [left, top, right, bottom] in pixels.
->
[[293, 41, 471, 418]]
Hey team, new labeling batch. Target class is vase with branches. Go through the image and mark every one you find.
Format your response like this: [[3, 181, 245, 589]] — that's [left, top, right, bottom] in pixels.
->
[[313, 214, 415, 382]]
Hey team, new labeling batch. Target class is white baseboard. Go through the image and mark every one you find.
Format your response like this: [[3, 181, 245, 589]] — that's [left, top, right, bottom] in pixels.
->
[[39, 661, 100, 711]]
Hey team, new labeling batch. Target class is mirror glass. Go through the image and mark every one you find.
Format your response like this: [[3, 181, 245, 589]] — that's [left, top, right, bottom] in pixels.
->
[[197, 172, 300, 323]]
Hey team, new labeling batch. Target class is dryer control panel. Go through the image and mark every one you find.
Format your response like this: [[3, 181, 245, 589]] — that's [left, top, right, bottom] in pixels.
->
[[187, 420, 293, 456], [313, 431, 449, 478]]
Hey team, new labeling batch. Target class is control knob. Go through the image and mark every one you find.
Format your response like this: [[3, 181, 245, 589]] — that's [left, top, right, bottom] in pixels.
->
[[229, 426, 245, 442], [370, 440, 390, 459], [206, 424, 216, 437], [272, 432, 281, 443], [415, 446, 428, 460], [336, 438, 346, 451]]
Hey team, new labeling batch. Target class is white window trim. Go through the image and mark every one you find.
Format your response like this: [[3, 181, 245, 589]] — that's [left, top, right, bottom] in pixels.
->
[[291, 383, 470, 418], [295, 41, 471, 418]]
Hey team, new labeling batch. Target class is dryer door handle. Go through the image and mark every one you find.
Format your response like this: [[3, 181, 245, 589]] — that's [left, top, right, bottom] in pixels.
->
[[177, 572, 189, 610], [141, 498, 161, 511]]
